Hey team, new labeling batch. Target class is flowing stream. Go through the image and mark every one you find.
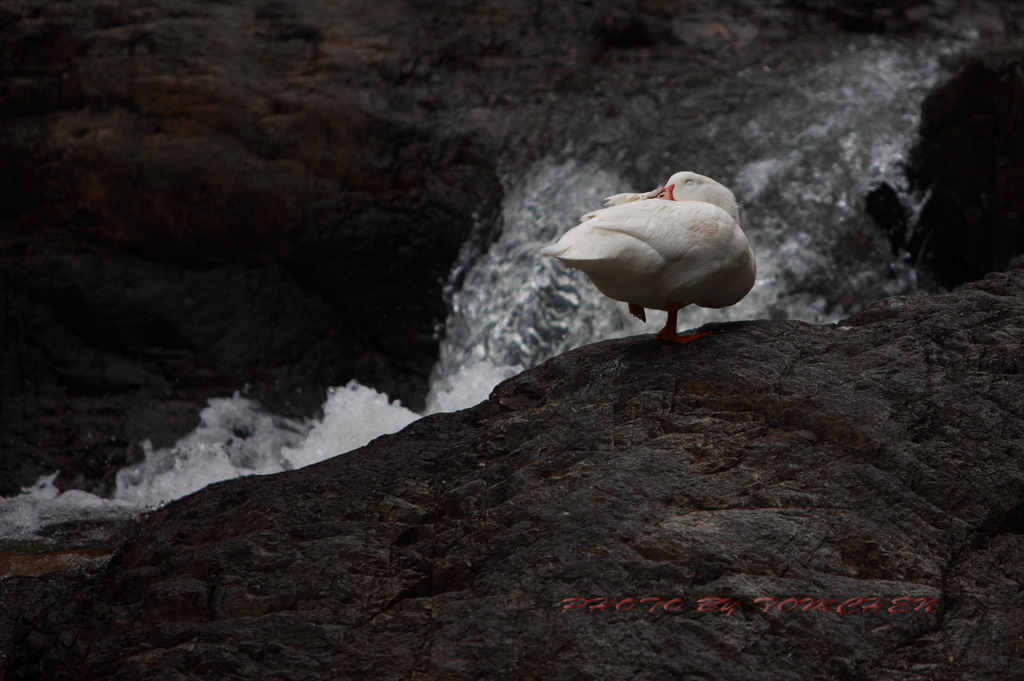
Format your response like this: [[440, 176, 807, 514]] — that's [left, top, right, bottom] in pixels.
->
[[0, 38, 962, 563]]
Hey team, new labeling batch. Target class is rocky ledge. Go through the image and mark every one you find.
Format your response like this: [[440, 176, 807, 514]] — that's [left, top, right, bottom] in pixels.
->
[[2, 261, 1023, 680]]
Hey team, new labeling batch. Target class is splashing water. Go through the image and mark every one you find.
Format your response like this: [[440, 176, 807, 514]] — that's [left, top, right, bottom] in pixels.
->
[[281, 383, 420, 469], [0, 473, 135, 541], [0, 384, 419, 543], [2, 39, 961, 535], [112, 383, 421, 508], [113, 393, 308, 507]]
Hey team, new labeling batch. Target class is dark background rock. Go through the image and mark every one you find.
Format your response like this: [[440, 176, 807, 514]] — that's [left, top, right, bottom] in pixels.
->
[[2, 262, 1023, 680], [3, 0, 1023, 495], [0, 0, 510, 494], [869, 49, 1024, 289]]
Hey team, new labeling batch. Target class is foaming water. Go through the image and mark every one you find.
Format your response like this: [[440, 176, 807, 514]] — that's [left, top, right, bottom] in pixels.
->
[[112, 383, 420, 509], [114, 394, 308, 507], [0, 474, 135, 541], [0, 383, 420, 543], [426, 360, 522, 414], [281, 382, 420, 469], [2, 39, 959, 532]]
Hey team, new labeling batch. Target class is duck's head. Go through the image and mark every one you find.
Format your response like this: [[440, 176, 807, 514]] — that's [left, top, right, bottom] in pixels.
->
[[655, 171, 740, 223]]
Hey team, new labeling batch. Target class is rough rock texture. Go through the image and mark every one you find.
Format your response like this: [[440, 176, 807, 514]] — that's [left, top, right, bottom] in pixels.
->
[[869, 49, 1024, 288], [3, 262, 1023, 680]]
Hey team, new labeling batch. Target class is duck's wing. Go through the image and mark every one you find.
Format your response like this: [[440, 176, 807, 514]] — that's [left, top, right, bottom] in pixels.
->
[[579, 200, 738, 261], [579, 188, 660, 221]]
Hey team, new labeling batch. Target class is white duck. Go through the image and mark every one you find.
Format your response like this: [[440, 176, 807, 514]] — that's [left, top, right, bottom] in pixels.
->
[[541, 171, 756, 344]]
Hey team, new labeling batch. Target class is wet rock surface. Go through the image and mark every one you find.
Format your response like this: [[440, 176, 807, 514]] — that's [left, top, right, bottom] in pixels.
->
[[3, 262, 1023, 680]]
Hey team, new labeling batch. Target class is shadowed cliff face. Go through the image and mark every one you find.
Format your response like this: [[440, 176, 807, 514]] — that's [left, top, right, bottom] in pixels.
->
[[0, 0, 507, 493], [869, 50, 1024, 288], [3, 262, 1022, 680], [908, 51, 1024, 287]]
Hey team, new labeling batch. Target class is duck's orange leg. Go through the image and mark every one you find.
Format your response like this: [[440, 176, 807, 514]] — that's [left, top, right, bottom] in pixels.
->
[[656, 302, 712, 344], [628, 303, 646, 322]]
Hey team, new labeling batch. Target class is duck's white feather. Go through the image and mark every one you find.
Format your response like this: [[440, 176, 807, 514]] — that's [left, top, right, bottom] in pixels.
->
[[578, 189, 661, 221], [542, 181, 755, 312]]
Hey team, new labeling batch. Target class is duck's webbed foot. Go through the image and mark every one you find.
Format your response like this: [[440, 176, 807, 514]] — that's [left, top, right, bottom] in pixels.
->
[[656, 328, 713, 344], [655, 301, 712, 344]]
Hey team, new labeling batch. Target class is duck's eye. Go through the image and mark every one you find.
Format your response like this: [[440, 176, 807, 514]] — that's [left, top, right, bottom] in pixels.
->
[[684, 179, 695, 185]]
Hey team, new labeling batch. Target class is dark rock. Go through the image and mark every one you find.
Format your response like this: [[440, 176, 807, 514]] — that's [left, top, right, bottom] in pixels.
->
[[789, 0, 1021, 36], [3, 263, 1024, 680], [0, 0, 505, 494], [872, 50, 1024, 288], [865, 181, 910, 255]]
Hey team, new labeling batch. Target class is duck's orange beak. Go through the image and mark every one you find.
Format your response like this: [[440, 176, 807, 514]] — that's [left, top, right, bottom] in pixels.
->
[[656, 184, 675, 200]]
